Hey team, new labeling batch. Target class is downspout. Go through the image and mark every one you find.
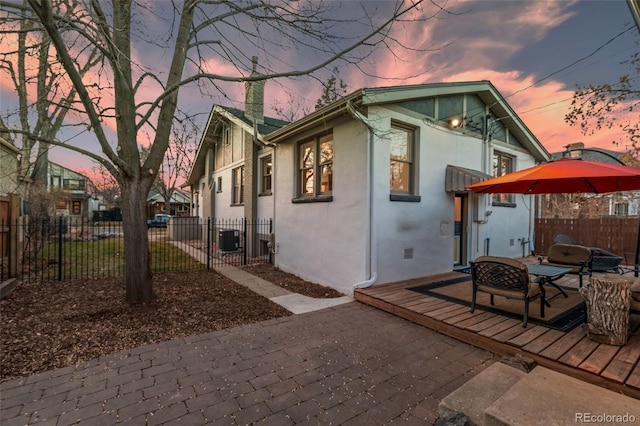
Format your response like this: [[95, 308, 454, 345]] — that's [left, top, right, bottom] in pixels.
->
[[347, 101, 377, 289]]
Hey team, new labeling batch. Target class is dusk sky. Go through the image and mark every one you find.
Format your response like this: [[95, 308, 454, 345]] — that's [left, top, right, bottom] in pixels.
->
[[1, 0, 638, 176]]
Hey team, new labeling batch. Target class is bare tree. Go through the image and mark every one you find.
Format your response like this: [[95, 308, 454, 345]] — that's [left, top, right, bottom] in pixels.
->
[[565, 37, 640, 151], [0, 0, 437, 303], [0, 0, 101, 183], [272, 68, 349, 121], [86, 164, 120, 209], [315, 67, 348, 110], [272, 89, 310, 122], [151, 117, 196, 214]]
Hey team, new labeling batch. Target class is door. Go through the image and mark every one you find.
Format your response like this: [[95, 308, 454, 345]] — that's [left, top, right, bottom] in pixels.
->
[[453, 194, 467, 266]]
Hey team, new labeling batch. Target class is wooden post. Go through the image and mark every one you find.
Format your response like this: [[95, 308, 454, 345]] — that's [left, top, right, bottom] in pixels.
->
[[579, 276, 631, 346]]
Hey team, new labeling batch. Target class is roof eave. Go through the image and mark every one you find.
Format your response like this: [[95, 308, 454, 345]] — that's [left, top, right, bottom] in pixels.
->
[[265, 90, 365, 143]]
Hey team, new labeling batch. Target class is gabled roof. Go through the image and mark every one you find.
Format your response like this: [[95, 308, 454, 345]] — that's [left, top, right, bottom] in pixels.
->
[[184, 105, 289, 187], [0, 133, 20, 155], [265, 81, 550, 163], [147, 189, 190, 204], [550, 147, 626, 164], [219, 106, 289, 135]]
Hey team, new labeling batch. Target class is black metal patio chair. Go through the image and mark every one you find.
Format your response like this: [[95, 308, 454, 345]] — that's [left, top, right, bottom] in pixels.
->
[[470, 256, 545, 328]]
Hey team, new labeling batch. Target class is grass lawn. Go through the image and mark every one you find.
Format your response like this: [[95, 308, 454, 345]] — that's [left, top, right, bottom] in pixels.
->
[[30, 235, 204, 280]]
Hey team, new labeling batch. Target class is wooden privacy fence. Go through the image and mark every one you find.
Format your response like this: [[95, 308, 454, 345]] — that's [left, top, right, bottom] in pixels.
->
[[535, 217, 637, 261]]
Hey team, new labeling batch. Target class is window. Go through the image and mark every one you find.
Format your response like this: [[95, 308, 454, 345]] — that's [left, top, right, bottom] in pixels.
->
[[261, 155, 273, 195], [295, 132, 333, 200], [614, 203, 628, 216], [71, 200, 82, 215], [389, 123, 419, 201], [217, 177, 222, 193], [63, 179, 85, 190], [208, 149, 215, 187], [492, 151, 514, 204], [232, 166, 244, 205]]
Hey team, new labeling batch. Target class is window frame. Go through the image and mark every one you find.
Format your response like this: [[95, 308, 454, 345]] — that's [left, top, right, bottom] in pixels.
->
[[293, 131, 333, 203], [614, 202, 629, 216], [389, 122, 420, 202], [71, 200, 82, 215], [231, 166, 244, 206], [260, 155, 273, 196], [492, 151, 516, 206]]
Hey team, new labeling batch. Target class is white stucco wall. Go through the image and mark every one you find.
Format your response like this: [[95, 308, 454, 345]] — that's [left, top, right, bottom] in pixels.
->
[[368, 106, 537, 284], [273, 119, 369, 295], [0, 138, 19, 197], [256, 150, 275, 219], [473, 141, 537, 260], [273, 103, 539, 294]]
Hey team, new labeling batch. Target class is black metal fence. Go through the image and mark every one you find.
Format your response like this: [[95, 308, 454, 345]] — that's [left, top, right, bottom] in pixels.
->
[[0, 216, 272, 282]]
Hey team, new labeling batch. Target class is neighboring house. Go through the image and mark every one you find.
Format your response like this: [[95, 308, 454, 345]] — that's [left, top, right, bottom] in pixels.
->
[[184, 69, 288, 226], [45, 162, 99, 222], [0, 132, 22, 198], [147, 189, 191, 217], [538, 145, 640, 219], [265, 81, 549, 295]]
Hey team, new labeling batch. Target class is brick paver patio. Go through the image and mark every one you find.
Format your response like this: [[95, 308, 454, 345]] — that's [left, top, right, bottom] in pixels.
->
[[1, 302, 495, 425]]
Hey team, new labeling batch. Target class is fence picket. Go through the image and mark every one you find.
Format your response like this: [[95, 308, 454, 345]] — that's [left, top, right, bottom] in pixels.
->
[[535, 217, 637, 260], [1, 217, 273, 282]]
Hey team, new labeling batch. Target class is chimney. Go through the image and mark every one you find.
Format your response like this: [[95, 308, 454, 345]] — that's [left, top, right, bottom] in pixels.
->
[[245, 56, 265, 125]]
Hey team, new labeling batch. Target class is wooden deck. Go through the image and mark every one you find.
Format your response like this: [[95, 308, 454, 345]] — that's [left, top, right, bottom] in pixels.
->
[[354, 269, 640, 399]]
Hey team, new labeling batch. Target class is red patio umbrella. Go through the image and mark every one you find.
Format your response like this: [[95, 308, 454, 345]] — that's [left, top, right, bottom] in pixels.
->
[[466, 157, 640, 274], [467, 158, 640, 194]]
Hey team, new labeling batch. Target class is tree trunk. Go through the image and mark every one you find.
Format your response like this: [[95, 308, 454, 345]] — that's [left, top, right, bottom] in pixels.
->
[[120, 178, 153, 304], [31, 143, 49, 185], [579, 276, 631, 346]]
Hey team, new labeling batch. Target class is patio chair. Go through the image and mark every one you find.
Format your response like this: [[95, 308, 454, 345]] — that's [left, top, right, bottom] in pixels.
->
[[540, 244, 592, 287], [553, 233, 576, 245], [470, 256, 545, 328]]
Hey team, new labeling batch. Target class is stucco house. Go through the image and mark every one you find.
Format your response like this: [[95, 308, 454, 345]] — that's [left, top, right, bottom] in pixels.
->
[[183, 69, 288, 255], [264, 81, 549, 295], [45, 162, 99, 222], [0, 125, 28, 198], [146, 189, 191, 217], [183, 103, 287, 222]]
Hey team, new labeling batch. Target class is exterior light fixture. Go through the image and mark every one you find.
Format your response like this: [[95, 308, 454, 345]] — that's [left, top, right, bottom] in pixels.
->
[[449, 117, 462, 128]]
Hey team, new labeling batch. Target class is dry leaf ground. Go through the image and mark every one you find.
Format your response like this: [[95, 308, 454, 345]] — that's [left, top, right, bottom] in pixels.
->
[[0, 265, 343, 382]]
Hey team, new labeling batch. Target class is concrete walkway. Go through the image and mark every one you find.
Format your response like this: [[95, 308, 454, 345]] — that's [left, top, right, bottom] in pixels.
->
[[0, 302, 495, 425], [170, 240, 352, 314], [215, 266, 352, 314]]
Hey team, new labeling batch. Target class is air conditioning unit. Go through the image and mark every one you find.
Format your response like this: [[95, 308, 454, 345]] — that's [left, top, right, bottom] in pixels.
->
[[218, 229, 240, 252]]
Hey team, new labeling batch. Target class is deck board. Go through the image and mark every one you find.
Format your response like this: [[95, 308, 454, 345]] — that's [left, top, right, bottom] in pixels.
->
[[579, 344, 622, 375], [507, 326, 550, 347], [625, 361, 640, 390], [354, 272, 640, 399], [538, 326, 586, 360], [558, 336, 599, 367], [427, 304, 468, 319], [600, 335, 640, 383], [465, 315, 511, 333], [521, 329, 565, 354], [478, 318, 521, 337]]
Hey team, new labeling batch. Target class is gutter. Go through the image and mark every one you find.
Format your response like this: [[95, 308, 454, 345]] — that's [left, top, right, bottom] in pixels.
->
[[346, 100, 378, 289]]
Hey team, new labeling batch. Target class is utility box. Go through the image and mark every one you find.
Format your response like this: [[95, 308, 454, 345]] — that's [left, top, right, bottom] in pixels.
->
[[219, 229, 240, 252]]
